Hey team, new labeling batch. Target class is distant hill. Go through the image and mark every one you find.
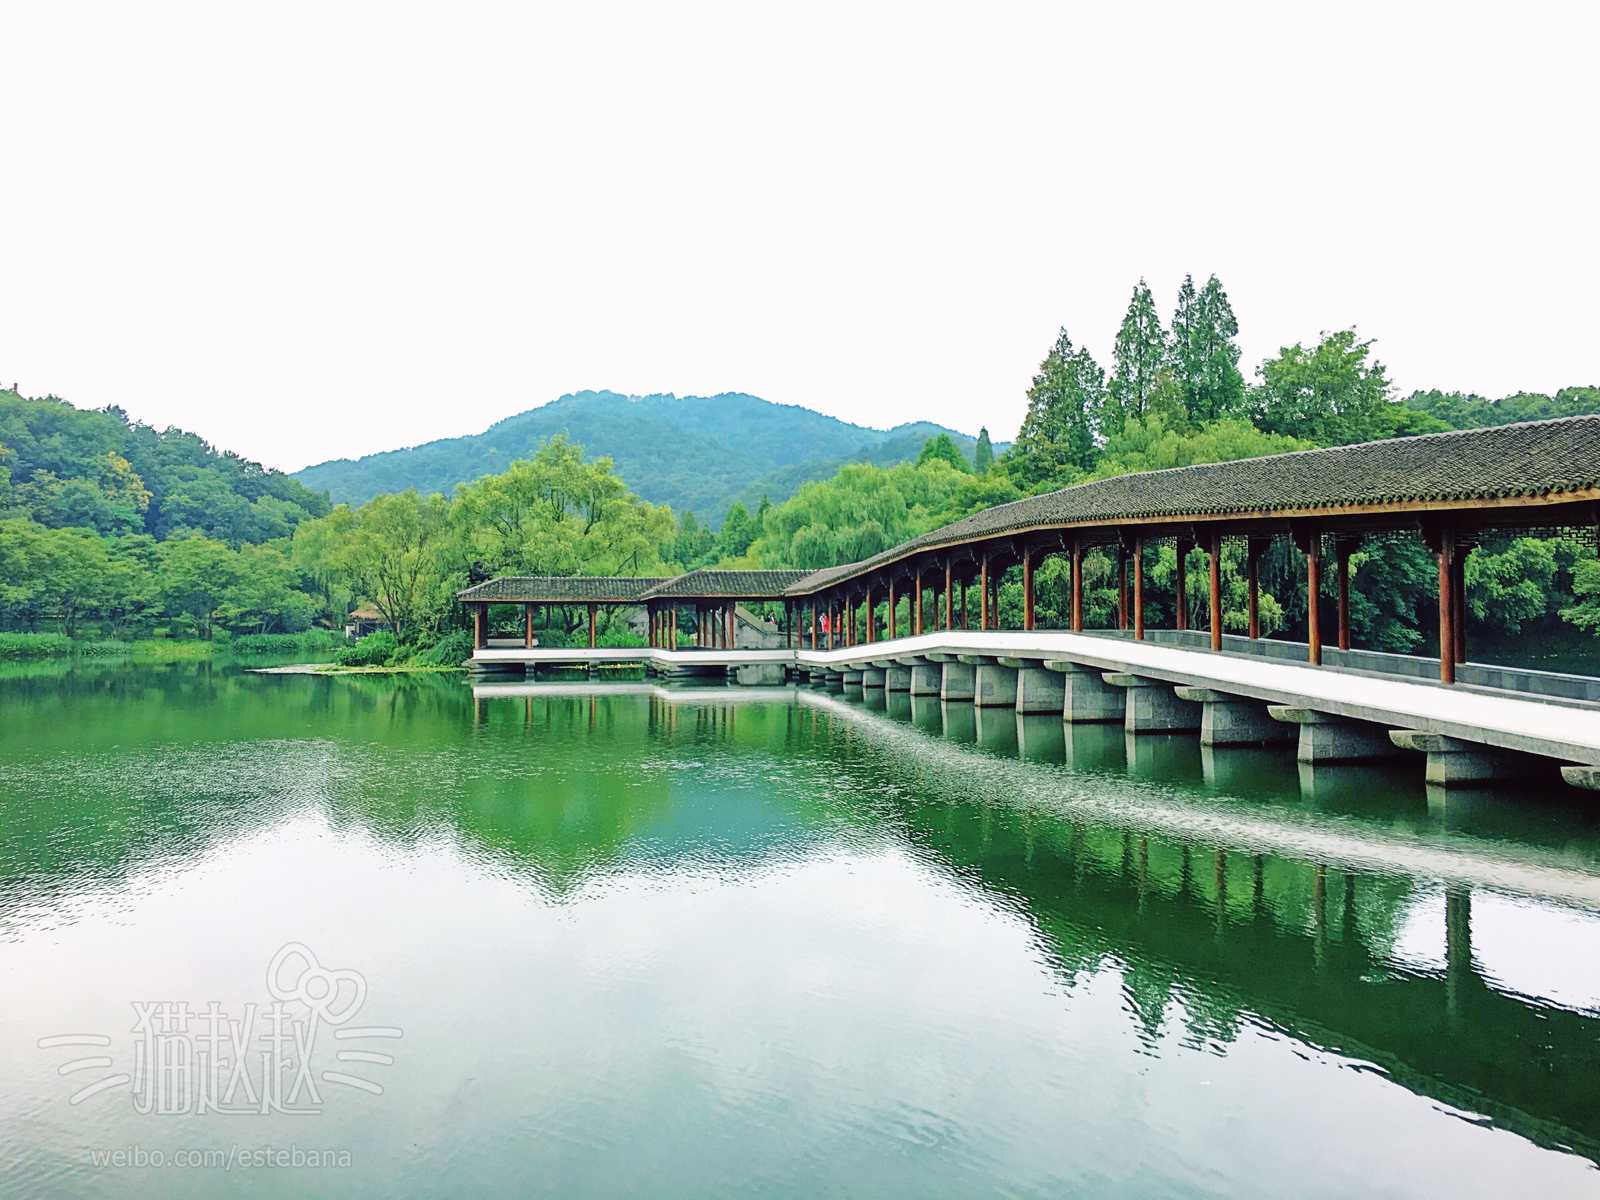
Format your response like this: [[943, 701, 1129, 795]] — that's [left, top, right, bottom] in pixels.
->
[[294, 391, 1009, 525]]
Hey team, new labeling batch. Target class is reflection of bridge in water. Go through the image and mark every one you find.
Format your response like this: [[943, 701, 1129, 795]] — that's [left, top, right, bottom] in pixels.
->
[[468, 681, 1600, 1160]]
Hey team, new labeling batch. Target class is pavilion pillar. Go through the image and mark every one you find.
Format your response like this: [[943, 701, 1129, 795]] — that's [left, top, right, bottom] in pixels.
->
[[990, 565, 1000, 629], [980, 556, 990, 630], [866, 588, 875, 643], [1118, 545, 1128, 631], [1307, 537, 1322, 667], [1070, 538, 1083, 632], [1208, 531, 1222, 652], [588, 602, 597, 649], [525, 602, 534, 649], [810, 602, 817, 650], [1453, 545, 1468, 664], [961, 577, 969, 629], [888, 579, 897, 639], [1022, 546, 1035, 631], [1247, 540, 1262, 639], [1175, 538, 1189, 632], [828, 599, 836, 651], [944, 561, 953, 630], [1133, 538, 1145, 641], [1336, 539, 1354, 652], [473, 602, 486, 650], [1438, 525, 1456, 684], [727, 603, 736, 649], [915, 576, 924, 635]]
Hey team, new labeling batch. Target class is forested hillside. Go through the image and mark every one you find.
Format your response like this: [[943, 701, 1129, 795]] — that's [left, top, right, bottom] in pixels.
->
[[293, 390, 1002, 522]]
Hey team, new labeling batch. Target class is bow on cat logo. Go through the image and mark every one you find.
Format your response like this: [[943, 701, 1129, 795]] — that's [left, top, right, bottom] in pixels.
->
[[38, 943, 403, 1114]]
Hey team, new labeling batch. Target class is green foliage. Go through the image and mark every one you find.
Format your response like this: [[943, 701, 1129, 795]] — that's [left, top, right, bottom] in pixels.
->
[[1465, 538, 1561, 634], [335, 630, 398, 667], [1106, 279, 1171, 434], [412, 629, 475, 665], [1403, 386, 1600, 431], [1248, 329, 1393, 445], [0, 631, 74, 658], [754, 461, 972, 569], [973, 428, 994, 474], [718, 502, 759, 559], [1089, 416, 1313, 479], [1562, 558, 1600, 637], [1003, 327, 1105, 490], [228, 630, 344, 656], [1170, 275, 1246, 424], [915, 433, 972, 474], [158, 535, 241, 640]]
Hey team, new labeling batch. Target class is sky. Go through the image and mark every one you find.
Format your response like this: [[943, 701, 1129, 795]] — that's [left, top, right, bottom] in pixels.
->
[[1, 2, 1596, 475]]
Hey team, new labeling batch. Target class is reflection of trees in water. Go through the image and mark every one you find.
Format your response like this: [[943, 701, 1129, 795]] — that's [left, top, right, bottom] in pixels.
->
[[878, 785, 1600, 1162]]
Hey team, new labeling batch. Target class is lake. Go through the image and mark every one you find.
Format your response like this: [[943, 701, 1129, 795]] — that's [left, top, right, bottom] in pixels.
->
[[4, 662, 1600, 1198]]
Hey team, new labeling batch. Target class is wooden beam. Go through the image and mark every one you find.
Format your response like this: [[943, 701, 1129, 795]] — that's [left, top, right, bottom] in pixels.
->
[[1175, 538, 1189, 632], [1307, 543, 1322, 666], [1022, 546, 1034, 631], [1209, 532, 1222, 652], [1070, 537, 1083, 632], [1439, 524, 1455, 683], [1133, 538, 1145, 641], [980, 556, 989, 630], [1247, 540, 1262, 639]]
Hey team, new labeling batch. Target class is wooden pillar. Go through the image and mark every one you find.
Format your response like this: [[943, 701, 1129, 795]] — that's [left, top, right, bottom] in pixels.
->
[[1175, 539, 1189, 632], [1209, 531, 1222, 652], [1438, 525, 1455, 684], [473, 602, 486, 650], [727, 603, 736, 649], [961, 578, 968, 629], [1070, 538, 1083, 632], [1117, 545, 1128, 631], [944, 561, 953, 630], [980, 556, 990, 630], [865, 588, 875, 643], [1307, 539, 1322, 667], [1453, 546, 1467, 664], [525, 602, 534, 649], [1337, 540, 1353, 653], [915, 575, 924, 635], [828, 599, 836, 651], [1022, 546, 1035, 631], [1247, 540, 1261, 639], [1133, 539, 1144, 640], [888, 579, 897, 639], [990, 565, 1000, 629], [810, 601, 818, 651], [588, 602, 597, 649]]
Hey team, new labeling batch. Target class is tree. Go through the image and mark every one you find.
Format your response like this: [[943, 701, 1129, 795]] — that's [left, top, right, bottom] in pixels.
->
[[224, 541, 316, 634], [973, 427, 994, 474], [1170, 275, 1245, 424], [718, 502, 757, 558], [1003, 328, 1105, 491], [344, 490, 452, 641], [158, 535, 242, 639], [915, 433, 972, 474], [1106, 280, 1169, 435], [1249, 329, 1394, 445]]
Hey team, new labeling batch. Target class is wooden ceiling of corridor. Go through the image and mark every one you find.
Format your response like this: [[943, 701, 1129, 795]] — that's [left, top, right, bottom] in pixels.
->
[[783, 415, 1600, 596]]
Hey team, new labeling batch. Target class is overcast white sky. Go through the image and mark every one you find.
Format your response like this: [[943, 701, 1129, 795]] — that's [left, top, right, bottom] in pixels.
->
[[2, 2, 1596, 474]]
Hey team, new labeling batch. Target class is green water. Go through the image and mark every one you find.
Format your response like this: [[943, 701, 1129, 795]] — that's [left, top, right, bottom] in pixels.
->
[[4, 663, 1600, 1198]]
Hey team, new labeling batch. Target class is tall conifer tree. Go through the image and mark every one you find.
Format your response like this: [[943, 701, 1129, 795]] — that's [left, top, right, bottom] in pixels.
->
[[1170, 274, 1245, 424], [1107, 279, 1168, 434], [1005, 327, 1104, 489], [973, 427, 994, 474]]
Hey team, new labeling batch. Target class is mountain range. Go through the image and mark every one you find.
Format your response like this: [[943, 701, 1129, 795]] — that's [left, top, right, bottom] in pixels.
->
[[294, 391, 1009, 526]]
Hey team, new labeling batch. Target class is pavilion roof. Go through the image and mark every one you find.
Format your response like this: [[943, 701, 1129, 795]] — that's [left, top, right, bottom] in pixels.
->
[[783, 414, 1600, 594], [456, 576, 664, 603], [639, 569, 813, 599]]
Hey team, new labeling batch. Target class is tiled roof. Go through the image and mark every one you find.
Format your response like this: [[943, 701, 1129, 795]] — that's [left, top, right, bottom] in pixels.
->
[[783, 415, 1600, 594], [456, 576, 663, 603], [639, 569, 813, 599]]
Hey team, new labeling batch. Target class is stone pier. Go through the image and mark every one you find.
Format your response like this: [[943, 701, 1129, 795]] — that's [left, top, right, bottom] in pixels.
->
[[1174, 686, 1292, 747], [906, 658, 942, 696], [885, 663, 912, 692], [1001, 658, 1066, 715], [1044, 661, 1126, 723], [1269, 707, 1402, 764], [861, 666, 886, 689], [935, 657, 975, 702], [1105, 674, 1201, 733], [964, 657, 1019, 708], [1389, 730, 1548, 785]]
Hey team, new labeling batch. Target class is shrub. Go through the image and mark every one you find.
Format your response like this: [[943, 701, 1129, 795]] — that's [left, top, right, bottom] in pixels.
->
[[596, 627, 647, 648], [533, 627, 572, 648], [0, 632, 74, 658], [74, 641, 135, 658], [335, 630, 399, 667], [412, 629, 474, 666], [230, 631, 344, 656]]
